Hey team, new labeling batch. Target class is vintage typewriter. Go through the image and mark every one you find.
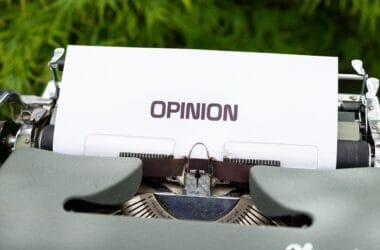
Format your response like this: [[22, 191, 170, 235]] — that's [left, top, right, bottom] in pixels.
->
[[0, 47, 380, 250]]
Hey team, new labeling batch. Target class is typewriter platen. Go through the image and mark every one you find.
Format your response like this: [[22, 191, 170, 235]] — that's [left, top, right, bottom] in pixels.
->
[[1, 48, 380, 249]]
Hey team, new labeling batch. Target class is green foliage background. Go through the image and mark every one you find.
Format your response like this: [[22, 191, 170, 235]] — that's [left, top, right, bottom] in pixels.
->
[[1, 0, 380, 95]]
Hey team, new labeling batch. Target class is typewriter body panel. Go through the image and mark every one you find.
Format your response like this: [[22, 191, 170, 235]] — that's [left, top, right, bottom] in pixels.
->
[[0, 48, 380, 250]]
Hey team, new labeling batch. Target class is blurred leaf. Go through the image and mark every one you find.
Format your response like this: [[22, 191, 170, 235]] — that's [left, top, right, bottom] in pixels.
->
[[0, 0, 380, 96]]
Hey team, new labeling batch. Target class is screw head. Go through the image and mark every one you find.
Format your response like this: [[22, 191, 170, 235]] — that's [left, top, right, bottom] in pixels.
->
[[349, 96, 358, 101]]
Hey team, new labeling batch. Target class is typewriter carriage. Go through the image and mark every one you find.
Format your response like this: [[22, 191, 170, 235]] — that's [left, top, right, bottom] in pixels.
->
[[0, 48, 379, 226]]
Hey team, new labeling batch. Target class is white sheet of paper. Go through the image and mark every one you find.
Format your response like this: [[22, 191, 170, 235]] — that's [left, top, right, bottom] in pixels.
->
[[53, 45, 338, 169]]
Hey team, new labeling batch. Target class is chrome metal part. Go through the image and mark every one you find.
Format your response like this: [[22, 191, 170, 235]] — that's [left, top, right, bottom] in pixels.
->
[[48, 48, 65, 69], [184, 142, 213, 196], [122, 193, 174, 220], [184, 169, 212, 196], [41, 80, 58, 99], [351, 59, 368, 95], [30, 108, 48, 122], [351, 59, 365, 75], [11, 97, 55, 150], [7, 136, 16, 148], [218, 195, 281, 225], [0, 91, 54, 121], [338, 74, 364, 81], [121, 193, 279, 226], [366, 77, 380, 167], [21, 95, 53, 107], [48, 48, 65, 99], [14, 124, 33, 148], [366, 78, 379, 98], [0, 90, 27, 113], [338, 94, 362, 108], [0, 53, 60, 151]]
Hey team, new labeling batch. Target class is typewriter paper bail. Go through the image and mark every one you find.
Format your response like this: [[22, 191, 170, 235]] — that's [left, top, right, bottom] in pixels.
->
[[53, 45, 338, 169]]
